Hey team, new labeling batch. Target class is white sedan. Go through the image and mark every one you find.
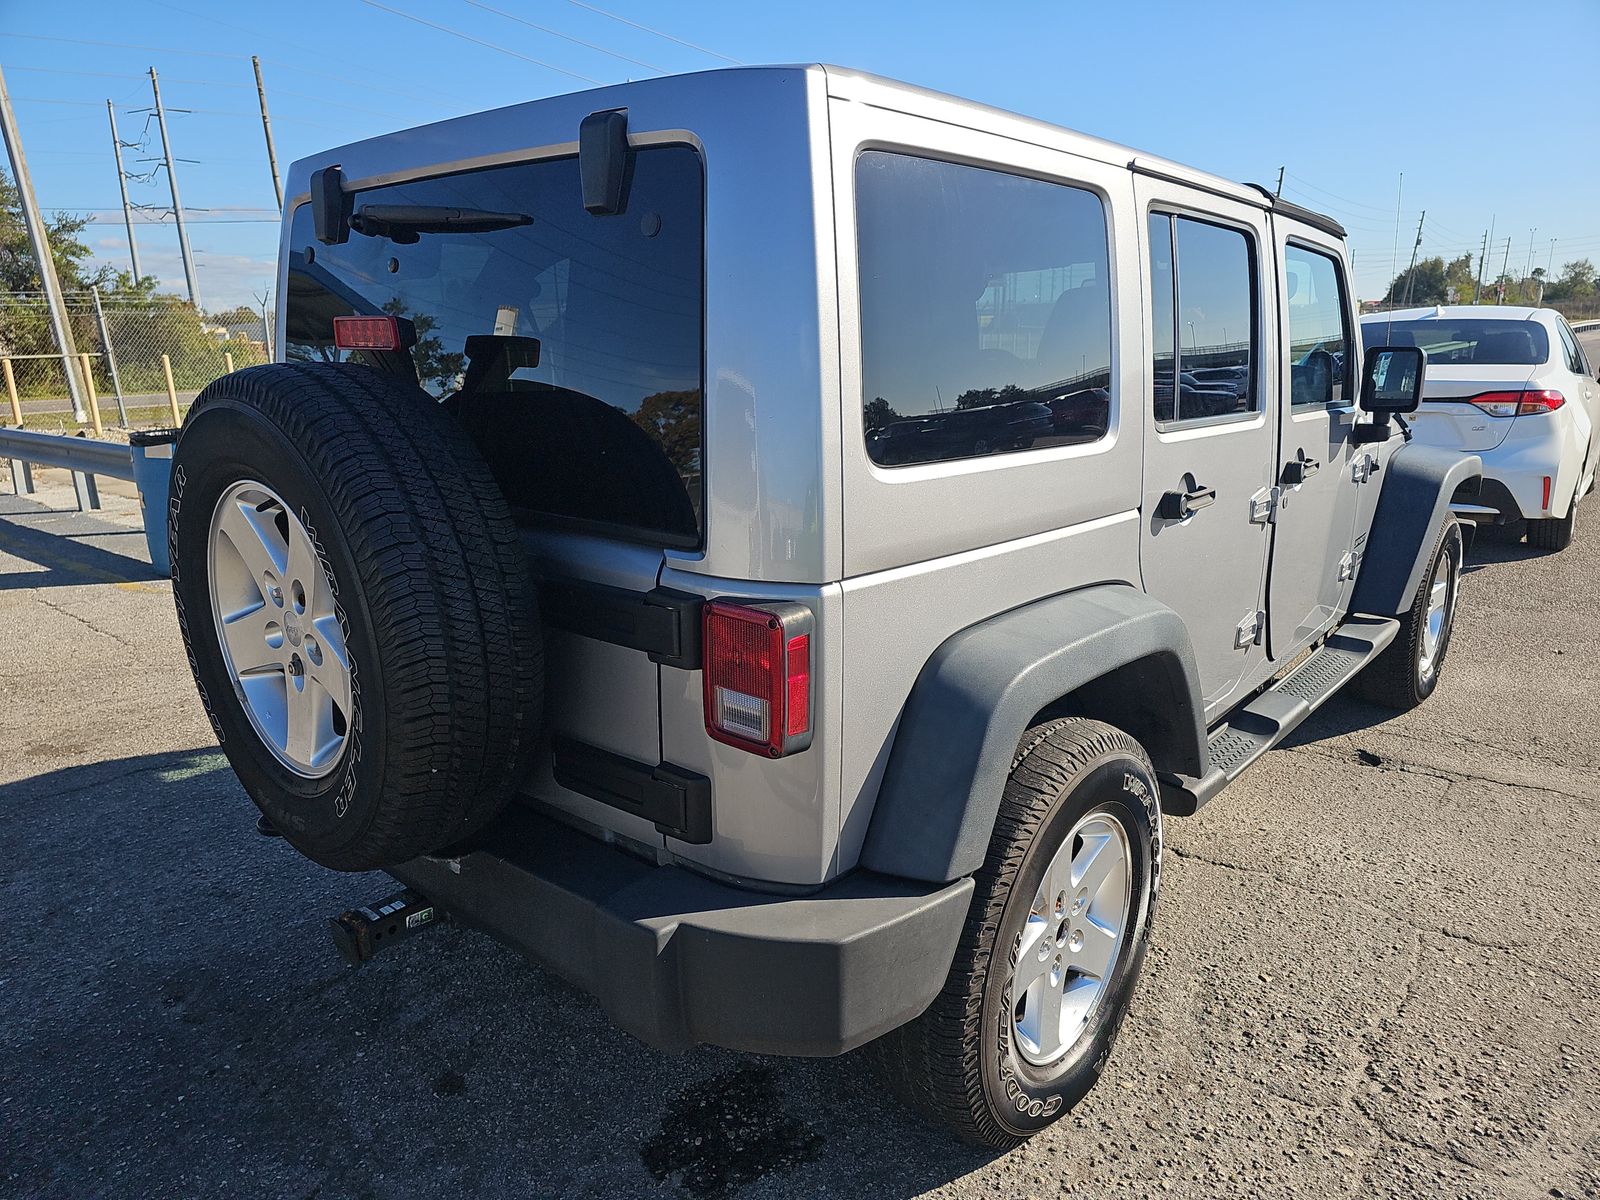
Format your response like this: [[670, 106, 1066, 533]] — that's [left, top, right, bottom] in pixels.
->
[[1360, 305, 1599, 550]]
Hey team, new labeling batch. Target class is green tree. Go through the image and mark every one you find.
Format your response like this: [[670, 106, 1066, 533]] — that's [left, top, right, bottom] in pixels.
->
[[1544, 259, 1596, 303], [1382, 256, 1448, 306], [954, 383, 1025, 410], [863, 396, 901, 432], [0, 168, 114, 294], [632, 388, 702, 476]]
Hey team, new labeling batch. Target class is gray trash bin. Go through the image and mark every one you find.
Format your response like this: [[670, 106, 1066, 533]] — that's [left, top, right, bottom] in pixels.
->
[[129, 428, 178, 573]]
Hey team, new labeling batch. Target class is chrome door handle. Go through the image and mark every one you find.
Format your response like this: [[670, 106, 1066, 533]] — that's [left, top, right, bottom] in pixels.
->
[[1158, 484, 1217, 520]]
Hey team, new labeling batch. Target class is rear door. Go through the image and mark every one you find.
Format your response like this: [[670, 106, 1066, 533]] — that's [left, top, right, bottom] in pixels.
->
[[1267, 232, 1365, 654], [1135, 178, 1276, 718], [281, 146, 707, 850]]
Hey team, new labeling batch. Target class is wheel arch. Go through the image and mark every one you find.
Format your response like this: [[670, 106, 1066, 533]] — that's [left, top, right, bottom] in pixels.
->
[[858, 584, 1206, 885], [1352, 443, 1482, 617]]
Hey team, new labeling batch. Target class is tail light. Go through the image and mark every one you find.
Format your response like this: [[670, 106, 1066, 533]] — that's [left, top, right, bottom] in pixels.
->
[[333, 315, 402, 351], [1467, 389, 1566, 417], [703, 600, 814, 757]]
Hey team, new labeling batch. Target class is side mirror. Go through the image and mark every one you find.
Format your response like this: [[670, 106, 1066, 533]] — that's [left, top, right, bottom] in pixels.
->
[[1360, 345, 1426, 414]]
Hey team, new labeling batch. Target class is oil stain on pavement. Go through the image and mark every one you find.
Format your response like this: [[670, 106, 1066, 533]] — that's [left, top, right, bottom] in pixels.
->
[[640, 1065, 823, 1198]]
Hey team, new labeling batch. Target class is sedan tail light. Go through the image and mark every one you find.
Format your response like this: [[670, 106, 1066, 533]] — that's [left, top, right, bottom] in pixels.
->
[[1467, 389, 1566, 417], [703, 601, 814, 757]]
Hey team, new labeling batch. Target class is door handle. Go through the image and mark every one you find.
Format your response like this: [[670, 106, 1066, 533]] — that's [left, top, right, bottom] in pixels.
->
[[1282, 454, 1321, 486], [1158, 483, 1217, 520]]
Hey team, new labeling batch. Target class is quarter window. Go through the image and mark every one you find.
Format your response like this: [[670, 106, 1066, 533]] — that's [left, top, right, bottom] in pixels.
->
[[1283, 245, 1352, 408], [1148, 213, 1258, 424], [1557, 321, 1587, 375], [856, 152, 1113, 468]]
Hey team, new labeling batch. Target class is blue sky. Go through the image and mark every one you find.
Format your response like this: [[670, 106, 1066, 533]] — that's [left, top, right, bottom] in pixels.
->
[[4, 0, 1597, 312]]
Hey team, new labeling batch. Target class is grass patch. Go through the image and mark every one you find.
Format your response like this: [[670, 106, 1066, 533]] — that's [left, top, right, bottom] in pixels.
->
[[14, 405, 190, 437]]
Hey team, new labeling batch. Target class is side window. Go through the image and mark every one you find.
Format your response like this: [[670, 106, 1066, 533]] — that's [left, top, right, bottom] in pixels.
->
[[856, 152, 1112, 468], [1557, 321, 1587, 375], [1283, 244, 1352, 408], [1148, 212, 1258, 424]]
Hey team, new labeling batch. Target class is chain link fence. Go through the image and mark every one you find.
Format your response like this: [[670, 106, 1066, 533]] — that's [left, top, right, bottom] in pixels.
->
[[0, 290, 272, 435]]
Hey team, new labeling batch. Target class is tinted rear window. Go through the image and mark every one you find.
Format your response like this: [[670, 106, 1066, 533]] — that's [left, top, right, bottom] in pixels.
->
[[284, 146, 704, 547], [1363, 318, 1548, 366], [856, 151, 1112, 467]]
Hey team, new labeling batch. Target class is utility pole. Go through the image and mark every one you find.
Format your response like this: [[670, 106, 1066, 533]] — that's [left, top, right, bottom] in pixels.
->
[[106, 100, 143, 281], [1540, 238, 1556, 306], [1473, 227, 1488, 303], [150, 67, 201, 311], [1401, 210, 1425, 307], [0, 63, 87, 420], [1524, 227, 1536, 282], [1497, 236, 1511, 304], [1274, 166, 1284, 198], [251, 56, 282, 211]]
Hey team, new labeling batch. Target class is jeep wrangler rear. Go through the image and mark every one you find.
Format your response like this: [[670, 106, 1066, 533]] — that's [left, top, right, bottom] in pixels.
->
[[167, 65, 1475, 1147]]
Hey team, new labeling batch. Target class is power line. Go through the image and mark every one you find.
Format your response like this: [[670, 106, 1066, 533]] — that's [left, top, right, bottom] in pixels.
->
[[357, 0, 605, 84], [562, 0, 742, 64], [0, 31, 470, 108], [461, 0, 670, 73]]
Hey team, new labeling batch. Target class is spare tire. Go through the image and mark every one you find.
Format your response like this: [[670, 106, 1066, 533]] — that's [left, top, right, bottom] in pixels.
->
[[168, 362, 542, 871]]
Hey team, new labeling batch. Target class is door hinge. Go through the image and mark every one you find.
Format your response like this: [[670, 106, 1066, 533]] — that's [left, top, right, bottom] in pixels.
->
[[1351, 452, 1378, 484], [1249, 486, 1281, 524], [1338, 549, 1363, 581], [1235, 609, 1264, 648]]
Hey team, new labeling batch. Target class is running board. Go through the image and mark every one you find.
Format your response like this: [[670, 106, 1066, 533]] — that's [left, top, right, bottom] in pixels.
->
[[1157, 615, 1400, 816]]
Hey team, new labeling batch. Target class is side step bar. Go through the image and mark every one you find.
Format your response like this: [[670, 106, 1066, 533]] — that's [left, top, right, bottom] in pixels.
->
[[1158, 614, 1400, 816]]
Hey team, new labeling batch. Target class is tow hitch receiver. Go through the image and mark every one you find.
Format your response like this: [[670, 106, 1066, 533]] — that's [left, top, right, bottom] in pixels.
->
[[329, 889, 441, 966]]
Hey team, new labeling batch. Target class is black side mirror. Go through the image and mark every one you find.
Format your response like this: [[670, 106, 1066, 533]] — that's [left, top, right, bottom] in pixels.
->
[[1360, 345, 1426, 414]]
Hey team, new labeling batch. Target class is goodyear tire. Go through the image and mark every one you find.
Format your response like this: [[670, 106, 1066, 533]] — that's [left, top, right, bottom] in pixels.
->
[[168, 363, 542, 871], [872, 719, 1161, 1148]]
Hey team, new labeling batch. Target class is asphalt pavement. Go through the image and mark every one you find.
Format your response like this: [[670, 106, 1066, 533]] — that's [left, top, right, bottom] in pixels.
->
[[2, 431, 1599, 1198]]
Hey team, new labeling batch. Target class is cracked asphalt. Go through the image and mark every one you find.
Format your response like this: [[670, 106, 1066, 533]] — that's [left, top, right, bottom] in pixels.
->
[[4, 416, 1599, 1198]]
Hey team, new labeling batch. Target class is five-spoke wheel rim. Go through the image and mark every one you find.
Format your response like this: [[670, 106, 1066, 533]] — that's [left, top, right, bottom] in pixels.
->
[[1010, 811, 1133, 1067], [207, 480, 352, 778], [1418, 542, 1458, 684]]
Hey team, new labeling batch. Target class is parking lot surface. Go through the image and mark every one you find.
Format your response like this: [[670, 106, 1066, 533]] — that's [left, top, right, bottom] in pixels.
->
[[3, 425, 1599, 1197]]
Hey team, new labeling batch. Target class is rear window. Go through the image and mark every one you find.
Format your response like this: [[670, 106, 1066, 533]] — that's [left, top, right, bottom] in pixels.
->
[[284, 146, 705, 547], [856, 151, 1113, 467], [1362, 318, 1549, 366]]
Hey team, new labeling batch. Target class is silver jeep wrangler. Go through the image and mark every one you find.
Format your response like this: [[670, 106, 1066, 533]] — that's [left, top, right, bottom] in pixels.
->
[[167, 65, 1478, 1146]]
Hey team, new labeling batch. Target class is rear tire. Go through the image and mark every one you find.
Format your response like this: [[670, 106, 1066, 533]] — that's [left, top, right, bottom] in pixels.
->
[[871, 719, 1161, 1148], [1355, 519, 1462, 711], [169, 363, 542, 871], [1526, 495, 1576, 552]]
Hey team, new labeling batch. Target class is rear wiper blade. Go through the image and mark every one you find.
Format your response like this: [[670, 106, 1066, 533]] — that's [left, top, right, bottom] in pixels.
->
[[348, 204, 533, 243]]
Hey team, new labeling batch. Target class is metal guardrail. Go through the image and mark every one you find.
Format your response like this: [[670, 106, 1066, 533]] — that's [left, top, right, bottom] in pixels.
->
[[1, 425, 135, 513], [0, 426, 135, 481], [2, 424, 174, 567], [1570, 318, 1600, 333]]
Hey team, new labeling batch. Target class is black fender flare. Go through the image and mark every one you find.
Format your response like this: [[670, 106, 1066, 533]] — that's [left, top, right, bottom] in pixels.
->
[[1351, 442, 1482, 617], [859, 585, 1206, 884]]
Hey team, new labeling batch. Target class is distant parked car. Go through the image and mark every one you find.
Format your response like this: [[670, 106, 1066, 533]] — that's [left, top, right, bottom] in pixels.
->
[[1360, 306, 1599, 550], [1045, 386, 1110, 438], [874, 400, 1054, 463]]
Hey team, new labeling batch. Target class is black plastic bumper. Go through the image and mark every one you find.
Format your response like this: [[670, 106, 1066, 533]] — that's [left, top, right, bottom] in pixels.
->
[[388, 809, 973, 1057]]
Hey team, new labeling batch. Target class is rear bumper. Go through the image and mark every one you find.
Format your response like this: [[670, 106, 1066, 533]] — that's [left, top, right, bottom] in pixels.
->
[[390, 808, 972, 1057]]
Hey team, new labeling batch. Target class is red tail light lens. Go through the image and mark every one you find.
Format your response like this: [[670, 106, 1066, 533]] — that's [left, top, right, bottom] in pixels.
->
[[333, 315, 402, 351], [1468, 389, 1566, 417], [1515, 389, 1565, 415], [703, 601, 814, 757]]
